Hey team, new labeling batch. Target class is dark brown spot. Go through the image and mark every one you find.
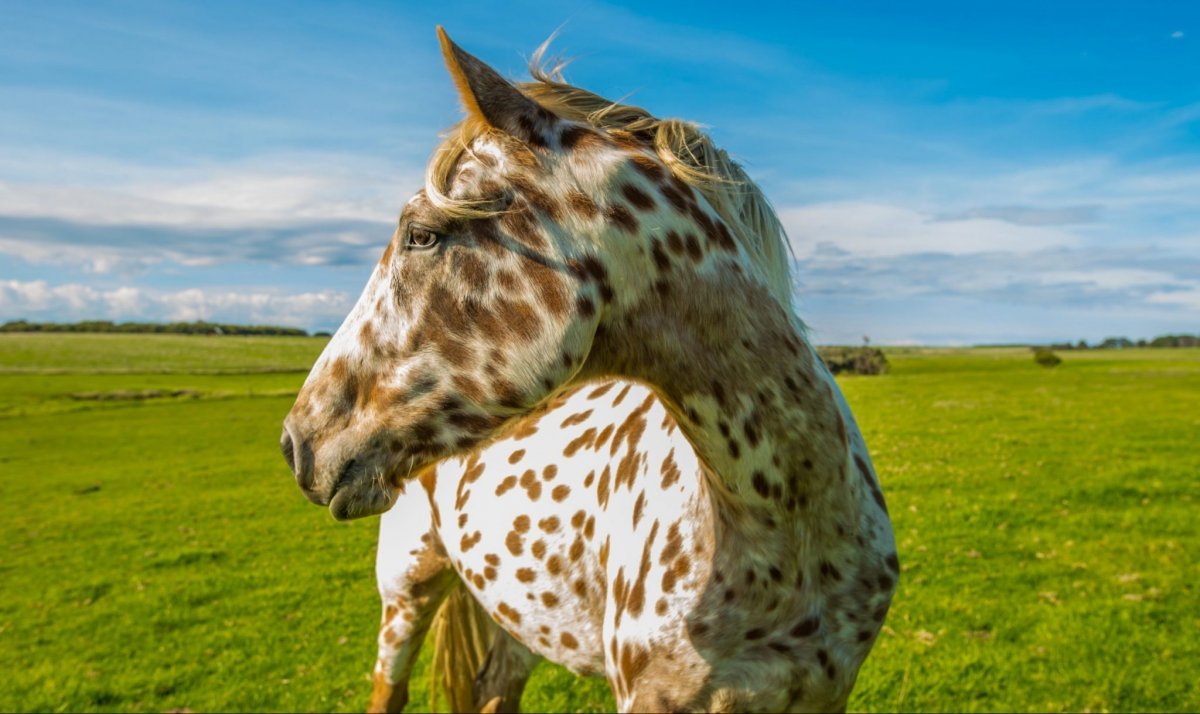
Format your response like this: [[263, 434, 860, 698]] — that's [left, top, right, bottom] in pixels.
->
[[792, 617, 819, 638], [605, 204, 638, 233], [629, 154, 664, 181], [575, 295, 596, 319], [651, 240, 671, 272], [752, 471, 769, 497], [621, 184, 656, 212], [559, 125, 597, 151]]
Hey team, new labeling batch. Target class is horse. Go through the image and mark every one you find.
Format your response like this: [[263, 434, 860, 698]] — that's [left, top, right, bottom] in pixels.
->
[[280, 27, 898, 713]]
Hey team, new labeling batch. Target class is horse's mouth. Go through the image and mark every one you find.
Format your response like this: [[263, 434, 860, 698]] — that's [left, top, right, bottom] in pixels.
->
[[324, 456, 436, 521], [327, 477, 397, 521]]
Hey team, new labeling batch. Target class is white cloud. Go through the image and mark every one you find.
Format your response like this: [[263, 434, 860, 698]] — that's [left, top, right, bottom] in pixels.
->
[[1172, 31, 1184, 39], [0, 152, 421, 230], [0, 149, 425, 274], [935, 204, 1101, 226], [781, 202, 1081, 258], [0, 280, 352, 329], [1146, 288, 1200, 310], [1035, 269, 1184, 290]]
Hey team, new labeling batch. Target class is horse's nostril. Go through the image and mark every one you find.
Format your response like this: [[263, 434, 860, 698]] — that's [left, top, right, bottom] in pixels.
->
[[280, 429, 297, 474]]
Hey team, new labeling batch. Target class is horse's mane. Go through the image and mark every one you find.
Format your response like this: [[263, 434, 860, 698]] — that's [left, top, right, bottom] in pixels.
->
[[426, 44, 795, 310]]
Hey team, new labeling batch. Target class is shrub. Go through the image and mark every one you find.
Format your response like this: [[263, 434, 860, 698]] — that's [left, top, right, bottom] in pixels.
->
[[817, 346, 890, 376], [1033, 349, 1062, 368]]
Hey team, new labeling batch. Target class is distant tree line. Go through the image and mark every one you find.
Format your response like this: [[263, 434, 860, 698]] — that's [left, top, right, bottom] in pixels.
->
[[1044, 334, 1199, 350], [816, 346, 889, 376], [0, 319, 309, 337]]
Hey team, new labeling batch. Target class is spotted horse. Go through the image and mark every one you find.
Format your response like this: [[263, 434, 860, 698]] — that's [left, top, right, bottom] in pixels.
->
[[280, 28, 898, 714]]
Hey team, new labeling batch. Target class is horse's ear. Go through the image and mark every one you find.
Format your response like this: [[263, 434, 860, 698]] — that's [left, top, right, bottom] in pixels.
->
[[437, 27, 552, 145]]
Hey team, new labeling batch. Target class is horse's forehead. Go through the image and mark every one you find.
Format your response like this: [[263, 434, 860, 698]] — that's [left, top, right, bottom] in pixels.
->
[[464, 129, 630, 186]]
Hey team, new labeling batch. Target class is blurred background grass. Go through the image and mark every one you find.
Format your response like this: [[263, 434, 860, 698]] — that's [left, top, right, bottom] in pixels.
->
[[0, 335, 1196, 712]]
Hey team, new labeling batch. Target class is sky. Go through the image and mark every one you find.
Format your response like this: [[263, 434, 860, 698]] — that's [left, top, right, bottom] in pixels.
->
[[1, 1, 1197, 345]]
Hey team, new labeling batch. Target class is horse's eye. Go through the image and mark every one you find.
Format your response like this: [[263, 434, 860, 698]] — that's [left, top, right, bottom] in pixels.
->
[[406, 226, 440, 250]]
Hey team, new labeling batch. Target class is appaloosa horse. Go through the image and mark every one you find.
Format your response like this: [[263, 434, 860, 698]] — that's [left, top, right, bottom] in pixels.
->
[[280, 28, 897, 713]]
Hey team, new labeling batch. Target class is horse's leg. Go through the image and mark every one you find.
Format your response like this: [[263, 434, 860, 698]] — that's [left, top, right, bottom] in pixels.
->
[[367, 487, 457, 714], [473, 629, 540, 713]]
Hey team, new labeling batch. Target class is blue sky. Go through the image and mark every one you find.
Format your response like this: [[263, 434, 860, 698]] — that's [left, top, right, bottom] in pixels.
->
[[1, 1, 1197, 344]]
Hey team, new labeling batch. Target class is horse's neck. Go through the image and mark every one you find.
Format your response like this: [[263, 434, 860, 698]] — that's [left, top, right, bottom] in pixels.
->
[[581, 269, 860, 540]]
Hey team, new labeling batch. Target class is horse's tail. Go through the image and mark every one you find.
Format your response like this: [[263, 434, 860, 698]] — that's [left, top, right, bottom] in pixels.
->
[[429, 583, 496, 713]]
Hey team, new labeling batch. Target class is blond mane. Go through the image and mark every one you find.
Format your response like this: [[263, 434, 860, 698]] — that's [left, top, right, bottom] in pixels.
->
[[425, 46, 795, 311]]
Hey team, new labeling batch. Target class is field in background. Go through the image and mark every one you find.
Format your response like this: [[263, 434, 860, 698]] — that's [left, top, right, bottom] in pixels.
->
[[1, 334, 1197, 712]]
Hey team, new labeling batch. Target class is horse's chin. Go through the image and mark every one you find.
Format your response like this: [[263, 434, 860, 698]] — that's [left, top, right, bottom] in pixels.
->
[[325, 461, 438, 521], [328, 480, 399, 521]]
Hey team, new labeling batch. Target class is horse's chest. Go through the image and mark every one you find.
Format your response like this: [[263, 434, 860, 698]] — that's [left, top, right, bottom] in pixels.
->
[[429, 382, 710, 673]]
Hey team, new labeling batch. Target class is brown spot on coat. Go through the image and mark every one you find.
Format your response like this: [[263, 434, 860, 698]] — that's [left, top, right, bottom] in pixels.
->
[[497, 602, 522, 624], [505, 531, 524, 556], [587, 382, 615, 399], [629, 154, 664, 181], [621, 184, 656, 212], [494, 475, 518, 496], [605, 204, 638, 233], [460, 531, 482, 552], [560, 125, 600, 151], [561, 409, 593, 427], [792, 617, 819, 638]]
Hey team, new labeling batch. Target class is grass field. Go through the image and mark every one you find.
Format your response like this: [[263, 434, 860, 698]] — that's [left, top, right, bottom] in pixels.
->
[[1, 334, 1197, 712]]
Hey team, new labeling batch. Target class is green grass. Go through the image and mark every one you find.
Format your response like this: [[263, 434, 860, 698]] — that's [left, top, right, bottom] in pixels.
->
[[0, 333, 325, 373], [0, 336, 1196, 712]]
